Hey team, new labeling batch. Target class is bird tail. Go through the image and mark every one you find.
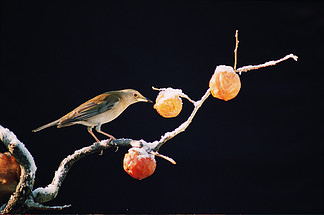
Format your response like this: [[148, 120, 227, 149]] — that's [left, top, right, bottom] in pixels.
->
[[32, 119, 60, 132]]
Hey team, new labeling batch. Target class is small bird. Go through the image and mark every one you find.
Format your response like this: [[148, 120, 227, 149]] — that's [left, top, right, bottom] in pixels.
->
[[33, 89, 152, 142]]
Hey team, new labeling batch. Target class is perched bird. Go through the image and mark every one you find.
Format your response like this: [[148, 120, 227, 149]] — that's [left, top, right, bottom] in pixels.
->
[[0, 152, 21, 204], [33, 89, 152, 142]]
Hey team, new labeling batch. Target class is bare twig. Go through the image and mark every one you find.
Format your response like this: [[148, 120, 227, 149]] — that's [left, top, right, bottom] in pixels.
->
[[234, 30, 239, 70], [150, 151, 176, 164]]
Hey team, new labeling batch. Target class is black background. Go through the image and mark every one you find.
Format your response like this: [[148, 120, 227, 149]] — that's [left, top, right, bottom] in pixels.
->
[[1, 1, 323, 214]]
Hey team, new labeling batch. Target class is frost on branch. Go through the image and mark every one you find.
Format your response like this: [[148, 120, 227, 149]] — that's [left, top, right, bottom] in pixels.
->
[[236, 54, 298, 74], [1, 31, 298, 213], [0, 125, 132, 213], [32, 138, 132, 204]]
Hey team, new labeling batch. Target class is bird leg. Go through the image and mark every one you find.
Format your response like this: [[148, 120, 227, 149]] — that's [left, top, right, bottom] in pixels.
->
[[95, 124, 116, 141], [95, 124, 117, 155], [87, 126, 101, 142]]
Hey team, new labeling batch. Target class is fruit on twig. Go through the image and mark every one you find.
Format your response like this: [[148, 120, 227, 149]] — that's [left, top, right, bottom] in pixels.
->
[[0, 152, 21, 203], [123, 148, 156, 180], [209, 65, 241, 101], [154, 88, 183, 118]]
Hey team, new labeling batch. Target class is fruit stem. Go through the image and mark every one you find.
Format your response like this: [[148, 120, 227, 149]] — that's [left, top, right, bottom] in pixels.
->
[[234, 30, 239, 71], [152, 86, 196, 104]]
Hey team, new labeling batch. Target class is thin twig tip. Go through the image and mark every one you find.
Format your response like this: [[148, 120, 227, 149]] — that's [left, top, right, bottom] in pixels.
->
[[290, 54, 298, 61]]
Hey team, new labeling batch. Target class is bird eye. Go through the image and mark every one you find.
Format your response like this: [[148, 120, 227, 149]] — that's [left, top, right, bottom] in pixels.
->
[[134, 93, 138, 98]]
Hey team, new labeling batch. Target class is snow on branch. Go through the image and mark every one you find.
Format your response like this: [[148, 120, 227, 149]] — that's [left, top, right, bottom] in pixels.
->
[[0, 125, 134, 213], [150, 88, 211, 152], [236, 54, 298, 74], [32, 138, 132, 204]]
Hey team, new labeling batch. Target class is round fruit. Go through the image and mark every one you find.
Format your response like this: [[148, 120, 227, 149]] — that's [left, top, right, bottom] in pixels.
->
[[154, 89, 183, 118], [0, 152, 21, 203], [123, 148, 156, 180], [209, 65, 241, 101]]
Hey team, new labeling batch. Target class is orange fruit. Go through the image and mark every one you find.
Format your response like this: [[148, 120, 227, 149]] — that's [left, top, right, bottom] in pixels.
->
[[209, 65, 241, 101], [0, 152, 21, 203], [154, 91, 182, 118], [123, 149, 156, 180]]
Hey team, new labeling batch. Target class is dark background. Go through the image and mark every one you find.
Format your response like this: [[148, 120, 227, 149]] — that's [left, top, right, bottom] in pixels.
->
[[1, 1, 323, 214]]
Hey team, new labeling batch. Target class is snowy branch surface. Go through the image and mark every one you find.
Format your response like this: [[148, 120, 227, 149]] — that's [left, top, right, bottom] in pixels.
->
[[236, 54, 298, 74], [32, 138, 132, 204], [0, 125, 133, 213]]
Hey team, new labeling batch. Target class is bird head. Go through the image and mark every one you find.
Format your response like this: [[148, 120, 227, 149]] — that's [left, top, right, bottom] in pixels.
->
[[120, 89, 153, 105]]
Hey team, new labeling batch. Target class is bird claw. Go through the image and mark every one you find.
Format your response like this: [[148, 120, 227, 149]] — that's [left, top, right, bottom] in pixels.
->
[[114, 146, 119, 152], [98, 136, 116, 155]]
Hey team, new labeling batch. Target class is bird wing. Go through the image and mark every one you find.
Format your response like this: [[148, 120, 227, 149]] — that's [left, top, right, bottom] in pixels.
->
[[58, 93, 120, 127]]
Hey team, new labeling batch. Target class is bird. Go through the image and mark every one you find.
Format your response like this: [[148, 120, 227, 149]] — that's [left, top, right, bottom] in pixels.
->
[[33, 89, 152, 142]]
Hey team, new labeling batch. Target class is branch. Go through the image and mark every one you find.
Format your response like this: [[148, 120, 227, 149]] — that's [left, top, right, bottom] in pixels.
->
[[234, 29, 239, 70], [0, 124, 133, 212], [0, 125, 37, 214], [25, 197, 71, 211], [32, 138, 132, 204], [0, 30, 299, 212], [139, 54, 298, 159], [151, 88, 211, 151], [236, 54, 298, 74]]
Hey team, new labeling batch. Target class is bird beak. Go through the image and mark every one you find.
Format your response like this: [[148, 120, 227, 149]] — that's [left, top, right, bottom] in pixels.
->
[[145, 97, 153, 103], [136, 93, 153, 103]]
